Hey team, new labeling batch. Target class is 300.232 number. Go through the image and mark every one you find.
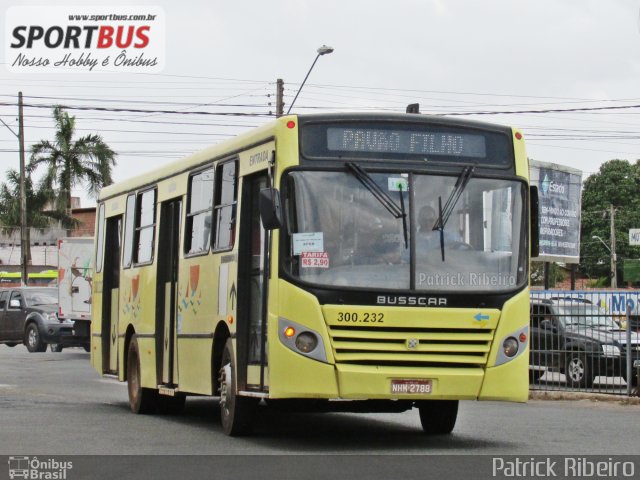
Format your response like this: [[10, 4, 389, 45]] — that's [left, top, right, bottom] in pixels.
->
[[336, 312, 384, 323]]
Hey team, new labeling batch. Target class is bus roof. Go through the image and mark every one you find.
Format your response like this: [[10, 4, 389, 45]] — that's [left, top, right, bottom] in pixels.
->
[[98, 113, 516, 201]]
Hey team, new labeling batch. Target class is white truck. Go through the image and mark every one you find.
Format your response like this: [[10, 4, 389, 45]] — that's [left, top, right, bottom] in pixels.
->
[[57, 237, 93, 351]]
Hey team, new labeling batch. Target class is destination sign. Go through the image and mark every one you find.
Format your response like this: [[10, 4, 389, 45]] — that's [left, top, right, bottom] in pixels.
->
[[300, 121, 512, 166], [327, 127, 487, 158]]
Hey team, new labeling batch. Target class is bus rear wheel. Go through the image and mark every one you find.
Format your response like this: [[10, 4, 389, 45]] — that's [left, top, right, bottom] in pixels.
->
[[218, 338, 257, 436], [127, 335, 158, 414], [416, 400, 458, 434]]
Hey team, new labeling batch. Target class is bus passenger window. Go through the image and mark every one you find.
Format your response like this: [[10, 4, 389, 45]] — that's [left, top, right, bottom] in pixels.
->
[[185, 168, 214, 254], [122, 194, 136, 268], [213, 161, 237, 251], [134, 188, 157, 264]]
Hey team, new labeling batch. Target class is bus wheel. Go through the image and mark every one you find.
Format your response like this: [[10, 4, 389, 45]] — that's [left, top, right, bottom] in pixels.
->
[[219, 339, 257, 436], [127, 335, 158, 414], [416, 400, 458, 434]]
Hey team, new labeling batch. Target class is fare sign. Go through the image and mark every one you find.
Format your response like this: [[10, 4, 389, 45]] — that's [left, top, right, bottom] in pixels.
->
[[301, 251, 329, 269]]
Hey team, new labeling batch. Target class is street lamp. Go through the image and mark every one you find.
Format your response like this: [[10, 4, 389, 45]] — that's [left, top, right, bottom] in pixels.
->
[[286, 45, 334, 115], [592, 235, 617, 288]]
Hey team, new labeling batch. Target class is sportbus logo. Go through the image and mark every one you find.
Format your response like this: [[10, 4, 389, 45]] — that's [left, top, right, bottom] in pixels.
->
[[5, 6, 165, 73]]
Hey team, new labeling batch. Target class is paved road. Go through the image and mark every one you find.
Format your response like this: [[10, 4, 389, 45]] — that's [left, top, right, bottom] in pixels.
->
[[1, 344, 639, 456]]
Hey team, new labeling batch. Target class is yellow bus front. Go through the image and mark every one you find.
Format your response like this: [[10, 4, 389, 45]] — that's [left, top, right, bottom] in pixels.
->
[[265, 115, 531, 406]]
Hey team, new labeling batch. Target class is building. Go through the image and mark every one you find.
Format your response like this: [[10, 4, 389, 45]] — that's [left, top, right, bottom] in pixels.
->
[[0, 198, 95, 274]]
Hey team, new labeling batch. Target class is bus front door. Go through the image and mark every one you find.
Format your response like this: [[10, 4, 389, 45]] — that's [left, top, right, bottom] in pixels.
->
[[156, 198, 182, 387], [236, 173, 269, 392], [102, 216, 121, 374]]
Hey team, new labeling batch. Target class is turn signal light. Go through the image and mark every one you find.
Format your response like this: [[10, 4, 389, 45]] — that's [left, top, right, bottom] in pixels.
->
[[284, 326, 296, 338]]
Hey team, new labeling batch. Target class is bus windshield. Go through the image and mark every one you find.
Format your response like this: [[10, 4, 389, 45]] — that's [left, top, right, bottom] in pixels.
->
[[283, 170, 526, 292]]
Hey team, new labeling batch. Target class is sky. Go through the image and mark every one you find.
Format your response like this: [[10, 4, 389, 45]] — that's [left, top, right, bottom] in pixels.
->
[[2, 0, 640, 208]]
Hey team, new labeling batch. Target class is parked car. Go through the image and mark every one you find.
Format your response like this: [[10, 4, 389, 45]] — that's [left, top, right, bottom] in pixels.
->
[[0, 287, 89, 352], [530, 297, 640, 388]]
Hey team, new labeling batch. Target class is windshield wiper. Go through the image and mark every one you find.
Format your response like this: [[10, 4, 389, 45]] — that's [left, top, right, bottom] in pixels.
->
[[346, 162, 408, 248], [432, 165, 474, 261]]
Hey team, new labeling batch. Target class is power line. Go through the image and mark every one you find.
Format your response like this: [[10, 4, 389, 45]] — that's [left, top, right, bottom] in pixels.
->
[[0, 101, 273, 117]]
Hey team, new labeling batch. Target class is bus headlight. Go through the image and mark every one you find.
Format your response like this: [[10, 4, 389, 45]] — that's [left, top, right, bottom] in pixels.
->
[[494, 326, 528, 366], [278, 317, 327, 363], [503, 337, 519, 357], [295, 332, 318, 353]]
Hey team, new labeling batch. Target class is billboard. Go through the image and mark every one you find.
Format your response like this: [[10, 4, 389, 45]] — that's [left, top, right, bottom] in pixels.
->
[[630, 229, 640, 247], [529, 160, 582, 264]]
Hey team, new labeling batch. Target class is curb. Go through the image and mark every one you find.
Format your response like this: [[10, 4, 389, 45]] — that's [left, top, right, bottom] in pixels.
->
[[529, 390, 640, 405]]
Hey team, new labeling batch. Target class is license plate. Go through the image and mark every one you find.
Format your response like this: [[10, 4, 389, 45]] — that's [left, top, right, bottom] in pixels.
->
[[391, 379, 432, 394]]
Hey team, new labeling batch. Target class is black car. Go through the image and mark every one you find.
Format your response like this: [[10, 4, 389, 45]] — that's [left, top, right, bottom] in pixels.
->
[[530, 297, 640, 388], [0, 287, 89, 352]]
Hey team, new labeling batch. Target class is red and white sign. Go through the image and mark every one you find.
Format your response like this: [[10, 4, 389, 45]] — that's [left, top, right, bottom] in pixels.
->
[[301, 251, 330, 269], [6, 6, 165, 73]]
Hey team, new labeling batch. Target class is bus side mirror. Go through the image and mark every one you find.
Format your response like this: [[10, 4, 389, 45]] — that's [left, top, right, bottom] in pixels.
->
[[530, 185, 539, 258], [259, 188, 282, 230]]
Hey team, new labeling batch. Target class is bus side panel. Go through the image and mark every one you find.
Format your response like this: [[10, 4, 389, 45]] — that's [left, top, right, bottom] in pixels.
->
[[176, 251, 219, 395], [91, 269, 104, 372], [478, 287, 530, 402], [513, 128, 528, 179], [176, 251, 234, 395], [118, 265, 158, 385], [267, 281, 339, 398]]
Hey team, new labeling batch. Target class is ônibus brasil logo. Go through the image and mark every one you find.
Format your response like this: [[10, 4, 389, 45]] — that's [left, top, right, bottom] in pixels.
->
[[8, 456, 73, 480], [5, 6, 165, 73]]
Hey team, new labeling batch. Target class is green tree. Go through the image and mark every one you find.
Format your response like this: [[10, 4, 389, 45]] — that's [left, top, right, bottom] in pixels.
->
[[28, 106, 116, 219], [0, 169, 74, 263], [580, 159, 640, 283], [530, 261, 566, 287]]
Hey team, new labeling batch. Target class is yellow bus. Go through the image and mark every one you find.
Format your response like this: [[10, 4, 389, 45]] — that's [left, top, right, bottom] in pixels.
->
[[91, 113, 537, 436]]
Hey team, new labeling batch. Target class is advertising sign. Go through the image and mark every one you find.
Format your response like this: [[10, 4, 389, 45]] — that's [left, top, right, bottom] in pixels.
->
[[529, 160, 582, 264], [630, 229, 640, 247]]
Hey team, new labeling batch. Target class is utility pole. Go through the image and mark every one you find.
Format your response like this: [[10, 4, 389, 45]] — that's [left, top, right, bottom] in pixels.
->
[[275, 79, 284, 117], [18, 92, 29, 286], [610, 204, 617, 289]]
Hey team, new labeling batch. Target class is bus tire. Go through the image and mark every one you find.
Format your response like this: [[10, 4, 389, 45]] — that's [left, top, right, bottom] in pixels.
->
[[219, 338, 257, 436], [416, 400, 458, 434], [127, 335, 158, 414]]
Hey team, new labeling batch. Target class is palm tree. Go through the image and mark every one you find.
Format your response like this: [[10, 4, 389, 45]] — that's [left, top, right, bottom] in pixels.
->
[[28, 106, 116, 220], [0, 169, 74, 263]]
